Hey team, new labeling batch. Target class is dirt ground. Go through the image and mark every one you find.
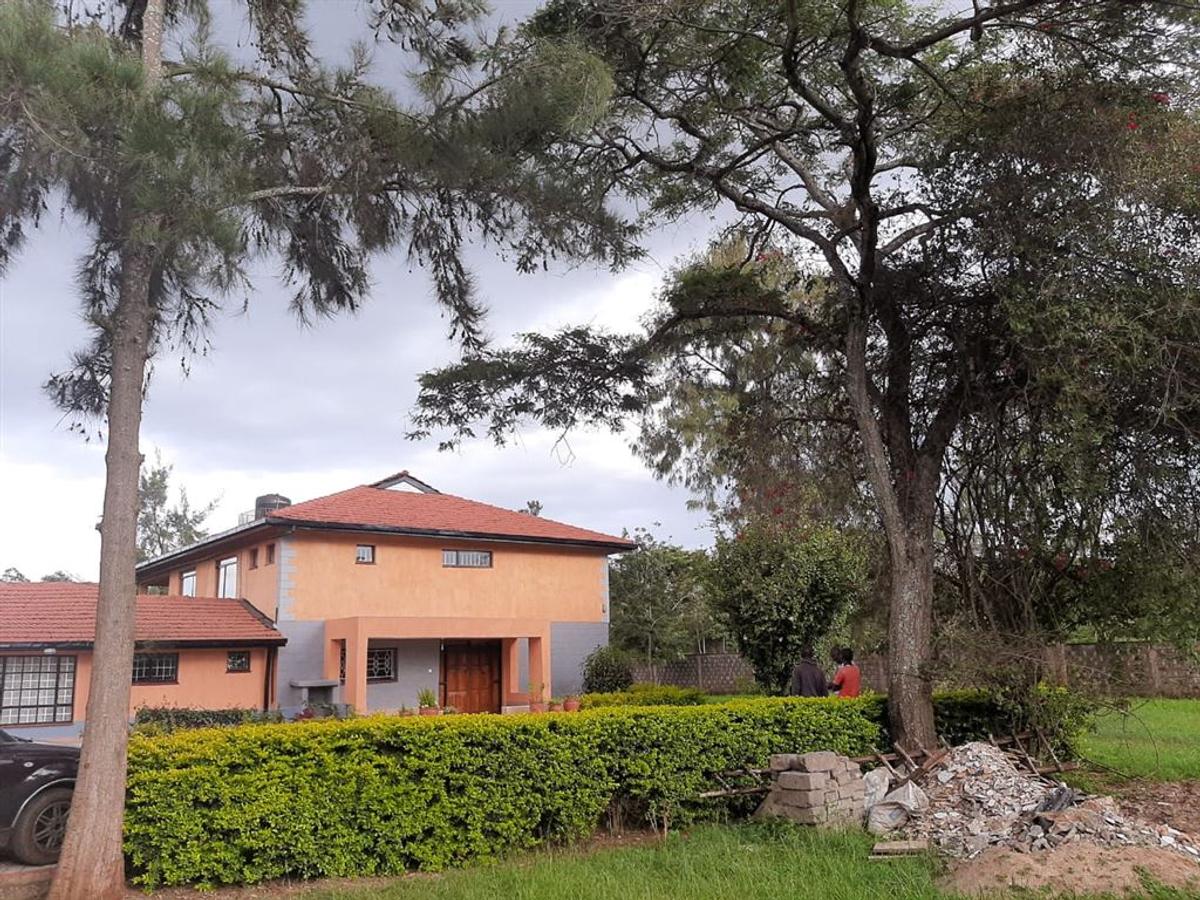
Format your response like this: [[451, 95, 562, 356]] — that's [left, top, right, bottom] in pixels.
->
[[1109, 779, 1200, 840], [943, 843, 1200, 896]]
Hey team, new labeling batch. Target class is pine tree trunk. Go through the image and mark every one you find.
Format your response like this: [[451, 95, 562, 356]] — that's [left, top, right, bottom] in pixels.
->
[[886, 522, 937, 751], [48, 245, 155, 900], [50, 4, 164, 896]]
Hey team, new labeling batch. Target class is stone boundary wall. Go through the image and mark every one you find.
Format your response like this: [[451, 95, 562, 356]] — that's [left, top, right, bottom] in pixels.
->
[[630, 643, 1200, 697]]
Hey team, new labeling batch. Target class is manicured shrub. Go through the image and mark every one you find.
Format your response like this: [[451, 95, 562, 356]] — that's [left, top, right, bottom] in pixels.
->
[[124, 698, 882, 887], [123, 691, 1079, 887], [132, 706, 281, 733], [580, 683, 707, 709], [580, 645, 634, 693]]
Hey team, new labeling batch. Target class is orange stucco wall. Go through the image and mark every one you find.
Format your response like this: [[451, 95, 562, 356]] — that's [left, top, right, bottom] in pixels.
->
[[164, 541, 281, 619], [0, 648, 271, 727], [283, 532, 608, 622]]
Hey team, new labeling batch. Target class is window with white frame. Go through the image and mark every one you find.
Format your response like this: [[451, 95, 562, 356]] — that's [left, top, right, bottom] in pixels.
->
[[0, 655, 76, 726], [355, 544, 375, 565], [132, 653, 178, 684], [366, 648, 396, 682], [180, 570, 197, 597], [442, 549, 492, 568], [217, 557, 238, 598]]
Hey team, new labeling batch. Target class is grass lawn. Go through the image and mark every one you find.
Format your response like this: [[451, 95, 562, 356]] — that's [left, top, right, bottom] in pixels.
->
[[301, 823, 1198, 900], [307, 825, 941, 900], [1076, 698, 1200, 781]]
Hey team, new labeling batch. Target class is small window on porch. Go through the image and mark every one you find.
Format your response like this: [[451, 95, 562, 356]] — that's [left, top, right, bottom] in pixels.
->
[[366, 648, 396, 682], [355, 544, 375, 565], [180, 570, 196, 597]]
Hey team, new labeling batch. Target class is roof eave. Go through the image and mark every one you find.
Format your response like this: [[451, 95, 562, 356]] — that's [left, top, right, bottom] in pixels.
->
[[265, 516, 637, 553], [0, 637, 287, 650]]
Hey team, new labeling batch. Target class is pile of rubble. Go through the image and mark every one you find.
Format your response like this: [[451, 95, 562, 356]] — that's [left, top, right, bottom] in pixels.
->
[[874, 741, 1200, 864]]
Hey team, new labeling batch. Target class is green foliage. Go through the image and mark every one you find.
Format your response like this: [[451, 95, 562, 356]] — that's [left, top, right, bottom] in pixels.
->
[[417, 688, 439, 709], [580, 683, 707, 709], [137, 451, 217, 562], [124, 699, 884, 886], [121, 691, 1058, 886], [132, 706, 278, 734], [608, 528, 714, 666], [580, 645, 634, 693], [709, 523, 866, 694]]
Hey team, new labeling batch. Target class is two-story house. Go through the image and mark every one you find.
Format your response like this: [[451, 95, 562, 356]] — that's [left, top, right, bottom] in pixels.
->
[[135, 472, 635, 714]]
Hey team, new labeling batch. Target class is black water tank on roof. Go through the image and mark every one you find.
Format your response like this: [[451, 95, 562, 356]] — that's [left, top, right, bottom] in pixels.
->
[[255, 493, 291, 519]]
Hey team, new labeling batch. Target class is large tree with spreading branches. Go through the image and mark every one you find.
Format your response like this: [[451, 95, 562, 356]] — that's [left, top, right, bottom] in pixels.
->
[[0, 0, 632, 894], [410, 0, 1200, 750]]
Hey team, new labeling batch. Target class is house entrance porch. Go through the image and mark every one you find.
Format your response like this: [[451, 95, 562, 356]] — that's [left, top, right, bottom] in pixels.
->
[[322, 616, 550, 714]]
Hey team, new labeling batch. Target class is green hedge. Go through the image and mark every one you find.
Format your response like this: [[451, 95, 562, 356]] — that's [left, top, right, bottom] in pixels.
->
[[132, 706, 280, 733], [125, 698, 881, 887], [580, 683, 708, 709], [123, 691, 1040, 887]]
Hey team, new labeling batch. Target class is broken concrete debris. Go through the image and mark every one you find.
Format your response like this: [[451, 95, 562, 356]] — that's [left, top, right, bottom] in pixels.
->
[[749, 740, 1198, 870], [888, 742, 1200, 865]]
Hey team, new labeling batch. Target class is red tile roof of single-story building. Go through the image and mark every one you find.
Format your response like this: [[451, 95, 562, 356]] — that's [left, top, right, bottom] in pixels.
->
[[0, 582, 287, 648], [265, 485, 637, 550]]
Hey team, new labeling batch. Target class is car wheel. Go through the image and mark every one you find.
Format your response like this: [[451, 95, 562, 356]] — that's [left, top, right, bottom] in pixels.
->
[[10, 787, 72, 866]]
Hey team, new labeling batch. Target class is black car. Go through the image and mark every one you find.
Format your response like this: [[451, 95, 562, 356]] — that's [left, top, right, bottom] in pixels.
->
[[0, 728, 78, 866]]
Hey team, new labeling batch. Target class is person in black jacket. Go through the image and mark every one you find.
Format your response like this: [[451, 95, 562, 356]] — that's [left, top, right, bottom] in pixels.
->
[[789, 645, 828, 697]]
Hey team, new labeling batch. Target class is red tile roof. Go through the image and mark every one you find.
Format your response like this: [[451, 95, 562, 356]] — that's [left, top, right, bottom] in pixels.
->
[[0, 582, 286, 648], [265, 485, 636, 550]]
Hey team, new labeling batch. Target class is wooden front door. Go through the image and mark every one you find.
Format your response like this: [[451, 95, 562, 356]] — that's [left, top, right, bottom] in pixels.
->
[[440, 640, 501, 714]]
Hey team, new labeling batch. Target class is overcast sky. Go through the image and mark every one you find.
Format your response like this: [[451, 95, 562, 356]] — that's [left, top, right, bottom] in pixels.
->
[[0, 0, 718, 581]]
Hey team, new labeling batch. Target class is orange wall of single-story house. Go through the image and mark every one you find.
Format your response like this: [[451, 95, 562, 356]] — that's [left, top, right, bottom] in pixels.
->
[[283, 532, 609, 622], [1, 648, 271, 728]]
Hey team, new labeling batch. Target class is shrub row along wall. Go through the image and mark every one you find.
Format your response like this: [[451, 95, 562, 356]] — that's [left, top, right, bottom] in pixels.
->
[[124, 694, 1011, 888], [639, 645, 1200, 698]]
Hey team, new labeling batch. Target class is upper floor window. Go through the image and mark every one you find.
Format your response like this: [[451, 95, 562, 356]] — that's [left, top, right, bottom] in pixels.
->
[[266, 543, 276, 565], [132, 653, 178, 684], [355, 544, 375, 565], [217, 557, 238, 598], [180, 570, 197, 597], [442, 549, 492, 568], [249, 548, 259, 569]]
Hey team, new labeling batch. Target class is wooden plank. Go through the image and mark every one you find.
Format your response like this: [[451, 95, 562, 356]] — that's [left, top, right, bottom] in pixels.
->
[[871, 840, 930, 857], [894, 746, 951, 789]]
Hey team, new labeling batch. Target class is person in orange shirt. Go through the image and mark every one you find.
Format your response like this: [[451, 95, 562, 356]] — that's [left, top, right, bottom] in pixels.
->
[[830, 646, 862, 698]]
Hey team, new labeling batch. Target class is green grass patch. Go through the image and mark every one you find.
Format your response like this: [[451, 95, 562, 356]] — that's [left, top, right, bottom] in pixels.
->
[[307, 823, 944, 900], [1077, 698, 1200, 782], [302, 822, 1199, 900]]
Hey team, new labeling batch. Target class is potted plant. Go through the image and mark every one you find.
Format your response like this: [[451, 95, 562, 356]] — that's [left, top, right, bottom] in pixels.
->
[[563, 695, 581, 712], [549, 697, 564, 713], [417, 688, 441, 716], [528, 682, 547, 713]]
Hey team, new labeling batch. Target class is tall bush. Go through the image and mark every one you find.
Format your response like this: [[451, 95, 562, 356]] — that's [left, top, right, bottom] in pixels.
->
[[580, 644, 634, 693], [709, 523, 866, 693]]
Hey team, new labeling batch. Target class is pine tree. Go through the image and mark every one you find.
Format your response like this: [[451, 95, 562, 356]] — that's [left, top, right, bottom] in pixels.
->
[[1, 1, 632, 894]]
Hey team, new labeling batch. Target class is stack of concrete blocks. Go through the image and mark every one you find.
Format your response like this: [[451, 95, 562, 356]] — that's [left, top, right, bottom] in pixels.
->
[[755, 751, 867, 827]]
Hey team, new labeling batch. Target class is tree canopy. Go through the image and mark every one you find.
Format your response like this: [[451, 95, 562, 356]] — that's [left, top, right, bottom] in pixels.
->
[[409, 0, 1200, 747]]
